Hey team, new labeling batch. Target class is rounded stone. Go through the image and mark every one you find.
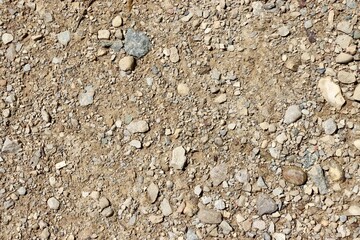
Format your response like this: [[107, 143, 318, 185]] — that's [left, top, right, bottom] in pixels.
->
[[177, 83, 189, 96], [119, 56, 135, 71], [112, 16, 123, 27], [282, 166, 307, 186], [47, 197, 60, 210], [328, 163, 344, 182], [2, 33, 14, 44]]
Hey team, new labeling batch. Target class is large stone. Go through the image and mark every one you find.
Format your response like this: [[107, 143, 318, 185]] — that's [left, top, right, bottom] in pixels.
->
[[197, 208, 222, 224], [124, 29, 151, 58], [170, 146, 186, 170], [282, 166, 307, 186], [337, 71, 356, 84], [335, 53, 353, 64], [256, 194, 278, 216], [318, 77, 345, 109]]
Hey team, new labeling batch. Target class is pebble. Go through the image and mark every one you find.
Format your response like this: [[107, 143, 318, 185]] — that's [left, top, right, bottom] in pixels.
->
[[273, 233, 286, 240], [219, 221, 233, 234], [337, 71, 356, 84], [335, 35, 352, 49], [308, 164, 328, 194], [346, 205, 360, 216], [214, 199, 226, 210], [235, 169, 249, 183], [353, 139, 360, 150], [78, 85, 95, 106], [210, 163, 228, 187], [124, 29, 151, 58], [2, 33, 14, 44], [169, 47, 180, 63], [39, 228, 50, 240], [186, 229, 199, 240], [177, 83, 189, 96], [197, 208, 222, 224], [112, 16, 123, 27], [283, 105, 302, 124], [90, 191, 100, 200], [278, 26, 290, 37], [354, 30, 360, 39], [328, 163, 344, 182], [17, 187, 26, 195], [322, 118, 337, 135], [253, 219, 266, 230], [252, 2, 264, 16], [119, 56, 136, 71], [126, 120, 149, 134], [2, 138, 21, 153], [282, 166, 307, 185], [335, 53, 354, 64], [214, 94, 227, 104], [337, 21, 352, 34], [353, 85, 360, 101], [129, 140, 141, 149], [170, 146, 186, 170], [304, 20, 313, 29], [98, 197, 110, 210], [147, 182, 159, 203], [148, 215, 163, 224], [285, 58, 300, 71], [57, 31, 71, 45], [160, 198, 172, 216], [318, 77, 345, 109], [47, 197, 60, 210], [101, 207, 114, 217], [98, 30, 110, 40], [256, 194, 278, 216]]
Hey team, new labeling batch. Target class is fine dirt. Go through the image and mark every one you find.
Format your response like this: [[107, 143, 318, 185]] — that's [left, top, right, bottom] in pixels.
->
[[1, 0, 359, 239]]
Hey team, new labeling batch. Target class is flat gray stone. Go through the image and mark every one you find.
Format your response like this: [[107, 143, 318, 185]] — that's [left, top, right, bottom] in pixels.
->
[[322, 118, 337, 135], [57, 31, 71, 45], [78, 86, 94, 106], [126, 120, 149, 134], [284, 105, 302, 124], [47, 197, 60, 210], [197, 208, 222, 224], [257, 194, 278, 216], [2, 138, 21, 153], [338, 71, 356, 84], [308, 164, 328, 194], [124, 29, 151, 58]]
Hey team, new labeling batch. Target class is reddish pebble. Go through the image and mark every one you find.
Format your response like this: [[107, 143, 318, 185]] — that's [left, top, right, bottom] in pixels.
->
[[282, 166, 307, 186]]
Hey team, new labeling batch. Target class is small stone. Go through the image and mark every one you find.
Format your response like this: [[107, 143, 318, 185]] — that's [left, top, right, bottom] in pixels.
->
[[39, 228, 50, 240], [2, 33, 14, 44], [278, 26, 290, 37], [169, 47, 180, 63], [194, 185, 202, 196], [98, 197, 110, 210], [181, 12, 193, 22], [354, 30, 360, 39], [284, 105, 302, 124], [308, 164, 328, 194], [79, 85, 95, 106], [57, 31, 71, 45], [282, 166, 307, 186], [353, 85, 360, 101], [147, 182, 159, 203], [335, 35, 353, 49], [186, 229, 199, 240], [148, 215, 163, 223], [338, 71, 356, 84], [55, 161, 67, 170], [235, 169, 249, 183], [101, 207, 114, 217], [47, 197, 60, 210], [160, 198, 172, 216], [328, 163, 345, 182], [285, 58, 300, 71], [2, 138, 21, 153], [318, 77, 345, 109], [304, 20, 313, 29], [273, 233, 286, 240], [17, 187, 26, 195], [119, 56, 136, 71], [256, 194, 278, 216], [214, 199, 226, 210], [170, 146, 186, 170], [322, 118, 337, 135], [335, 53, 354, 64], [219, 221, 233, 234], [98, 30, 110, 40], [346, 205, 360, 216], [197, 208, 222, 224], [337, 21, 352, 34], [214, 94, 227, 104], [210, 163, 228, 187], [252, 1, 264, 15], [129, 140, 142, 149], [126, 120, 149, 134], [124, 29, 151, 58], [90, 191, 100, 200], [253, 219, 266, 230], [41, 109, 51, 122], [177, 83, 189, 96], [112, 16, 123, 27], [353, 139, 360, 150]]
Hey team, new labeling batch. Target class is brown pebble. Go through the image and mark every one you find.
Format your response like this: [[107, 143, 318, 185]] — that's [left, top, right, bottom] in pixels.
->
[[0, 80, 7, 87], [282, 166, 307, 186]]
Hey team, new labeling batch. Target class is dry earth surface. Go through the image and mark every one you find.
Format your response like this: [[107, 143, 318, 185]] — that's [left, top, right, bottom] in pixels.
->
[[0, 0, 360, 239]]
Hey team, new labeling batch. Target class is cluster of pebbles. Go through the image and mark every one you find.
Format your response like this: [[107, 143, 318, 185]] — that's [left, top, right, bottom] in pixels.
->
[[0, 0, 359, 239]]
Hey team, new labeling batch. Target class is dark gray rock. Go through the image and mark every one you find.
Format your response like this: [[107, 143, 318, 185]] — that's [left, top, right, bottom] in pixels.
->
[[124, 29, 151, 58]]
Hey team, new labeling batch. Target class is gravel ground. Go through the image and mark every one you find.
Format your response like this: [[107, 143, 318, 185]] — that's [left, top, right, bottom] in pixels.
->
[[0, 0, 359, 239]]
